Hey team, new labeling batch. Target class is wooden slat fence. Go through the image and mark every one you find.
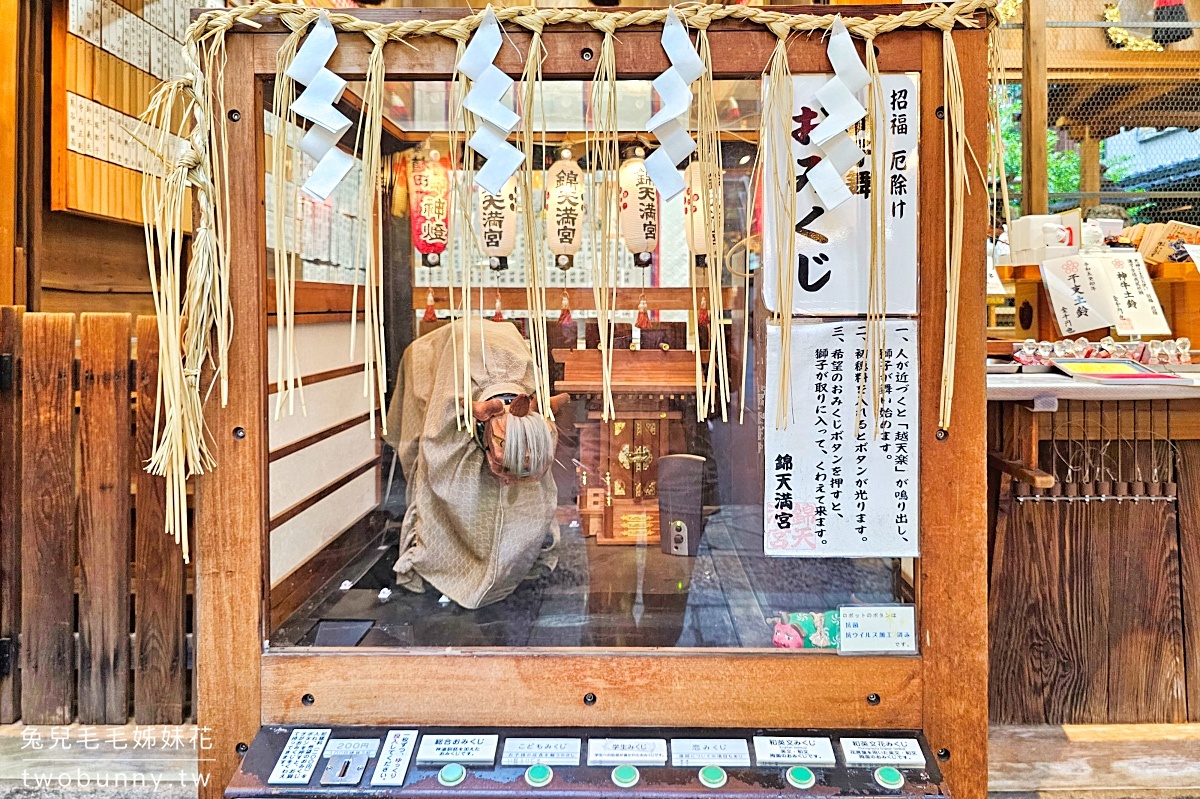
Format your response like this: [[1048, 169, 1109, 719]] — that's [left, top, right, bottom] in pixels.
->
[[0, 308, 191, 725]]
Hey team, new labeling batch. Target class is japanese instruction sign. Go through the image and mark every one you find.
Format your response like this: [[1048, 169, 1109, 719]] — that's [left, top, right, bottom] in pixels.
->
[[764, 321, 919, 559], [762, 74, 919, 316], [1041, 252, 1170, 337], [838, 605, 917, 653]]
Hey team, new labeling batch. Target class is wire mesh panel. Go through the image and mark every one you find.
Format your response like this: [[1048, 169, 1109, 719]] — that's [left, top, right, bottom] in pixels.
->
[[999, 0, 1200, 224]]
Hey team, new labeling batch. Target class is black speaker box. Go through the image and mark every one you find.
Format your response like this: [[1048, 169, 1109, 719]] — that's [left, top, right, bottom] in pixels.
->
[[657, 454, 706, 556]]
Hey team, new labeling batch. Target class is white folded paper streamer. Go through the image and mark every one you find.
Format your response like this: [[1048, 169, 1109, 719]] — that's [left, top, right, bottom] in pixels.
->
[[458, 6, 524, 194], [285, 11, 354, 201], [644, 8, 704, 200], [804, 17, 869, 210]]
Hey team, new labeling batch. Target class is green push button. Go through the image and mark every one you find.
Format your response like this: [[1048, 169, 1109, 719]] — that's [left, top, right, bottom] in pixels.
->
[[437, 763, 466, 787], [874, 767, 905, 790], [525, 764, 554, 788], [698, 766, 727, 789], [785, 766, 817, 790], [611, 765, 640, 788]]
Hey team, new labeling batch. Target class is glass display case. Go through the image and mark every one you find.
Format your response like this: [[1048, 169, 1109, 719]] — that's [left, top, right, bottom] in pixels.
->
[[162, 6, 993, 799]]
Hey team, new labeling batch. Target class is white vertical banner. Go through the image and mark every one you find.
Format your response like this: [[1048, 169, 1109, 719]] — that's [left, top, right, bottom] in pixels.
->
[[763, 74, 920, 316], [764, 321, 919, 559]]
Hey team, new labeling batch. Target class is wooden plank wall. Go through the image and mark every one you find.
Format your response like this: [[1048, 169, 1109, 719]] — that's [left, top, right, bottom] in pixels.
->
[[20, 312, 76, 724], [77, 313, 131, 724], [134, 314, 187, 723], [0, 309, 190, 724], [990, 413, 1197, 723], [1177, 441, 1200, 722]]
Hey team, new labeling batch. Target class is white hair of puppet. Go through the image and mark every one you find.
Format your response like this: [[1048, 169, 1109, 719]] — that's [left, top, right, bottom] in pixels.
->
[[503, 412, 555, 479]]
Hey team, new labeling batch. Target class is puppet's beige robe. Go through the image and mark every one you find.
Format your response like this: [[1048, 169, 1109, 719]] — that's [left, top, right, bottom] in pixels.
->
[[383, 318, 558, 609]]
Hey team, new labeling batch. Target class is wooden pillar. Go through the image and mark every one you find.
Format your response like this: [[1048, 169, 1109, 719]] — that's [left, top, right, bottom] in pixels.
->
[[0, 0, 17, 305], [1080, 128, 1101, 215], [1021, 0, 1048, 215], [919, 28, 990, 799], [193, 35, 265, 799]]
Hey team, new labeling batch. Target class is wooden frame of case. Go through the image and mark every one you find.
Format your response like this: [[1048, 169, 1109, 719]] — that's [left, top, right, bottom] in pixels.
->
[[195, 8, 989, 799]]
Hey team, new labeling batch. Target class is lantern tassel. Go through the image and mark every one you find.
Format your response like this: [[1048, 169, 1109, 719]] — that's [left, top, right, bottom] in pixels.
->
[[697, 292, 710, 327], [559, 291, 574, 329], [635, 294, 652, 330], [423, 288, 437, 323], [493, 294, 504, 323]]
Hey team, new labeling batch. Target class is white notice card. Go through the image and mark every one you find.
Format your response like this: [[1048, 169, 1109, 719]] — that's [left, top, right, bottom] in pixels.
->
[[670, 739, 751, 768], [501, 738, 582, 766], [587, 739, 668, 766], [838, 605, 917, 654], [841, 737, 926, 767], [764, 321, 919, 558], [416, 734, 498, 765], [268, 728, 331, 785], [1040, 252, 1170, 337], [370, 730, 418, 786], [752, 736, 837, 766]]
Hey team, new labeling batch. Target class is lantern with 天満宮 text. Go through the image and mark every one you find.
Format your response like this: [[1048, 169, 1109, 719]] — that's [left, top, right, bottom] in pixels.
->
[[478, 175, 519, 271], [547, 151, 585, 270], [619, 153, 659, 268]]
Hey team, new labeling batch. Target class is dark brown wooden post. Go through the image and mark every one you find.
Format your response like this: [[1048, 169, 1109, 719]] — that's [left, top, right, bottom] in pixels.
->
[[134, 314, 187, 724], [19, 312, 76, 724]]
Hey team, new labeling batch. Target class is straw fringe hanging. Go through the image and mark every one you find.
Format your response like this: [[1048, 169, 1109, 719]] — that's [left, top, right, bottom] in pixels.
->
[[138, 0, 997, 556], [758, 26, 796, 432], [694, 24, 730, 424], [515, 16, 555, 420], [859, 37, 888, 436], [588, 19, 621, 423], [938, 29, 975, 432], [270, 29, 306, 423]]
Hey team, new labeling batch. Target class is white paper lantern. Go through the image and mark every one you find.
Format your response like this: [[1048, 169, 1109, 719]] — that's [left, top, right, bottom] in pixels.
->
[[618, 154, 659, 268], [477, 175, 519, 271], [546, 152, 585, 270], [683, 160, 721, 269]]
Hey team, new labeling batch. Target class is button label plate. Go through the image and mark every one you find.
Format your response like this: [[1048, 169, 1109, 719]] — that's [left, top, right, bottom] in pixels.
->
[[502, 738, 582, 766], [417, 734, 499, 765], [841, 738, 926, 767], [588, 738, 668, 766], [671, 739, 751, 767], [753, 736, 836, 766]]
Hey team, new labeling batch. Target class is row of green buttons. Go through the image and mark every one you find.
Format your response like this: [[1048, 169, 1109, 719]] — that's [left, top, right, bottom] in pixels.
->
[[437, 762, 906, 791]]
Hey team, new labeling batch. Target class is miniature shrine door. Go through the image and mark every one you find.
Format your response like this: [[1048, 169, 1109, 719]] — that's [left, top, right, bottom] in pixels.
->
[[195, 9, 990, 799]]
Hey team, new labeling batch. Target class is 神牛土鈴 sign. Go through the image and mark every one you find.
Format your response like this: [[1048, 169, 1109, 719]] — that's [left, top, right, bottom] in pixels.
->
[[762, 74, 919, 317], [764, 321, 919, 559]]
